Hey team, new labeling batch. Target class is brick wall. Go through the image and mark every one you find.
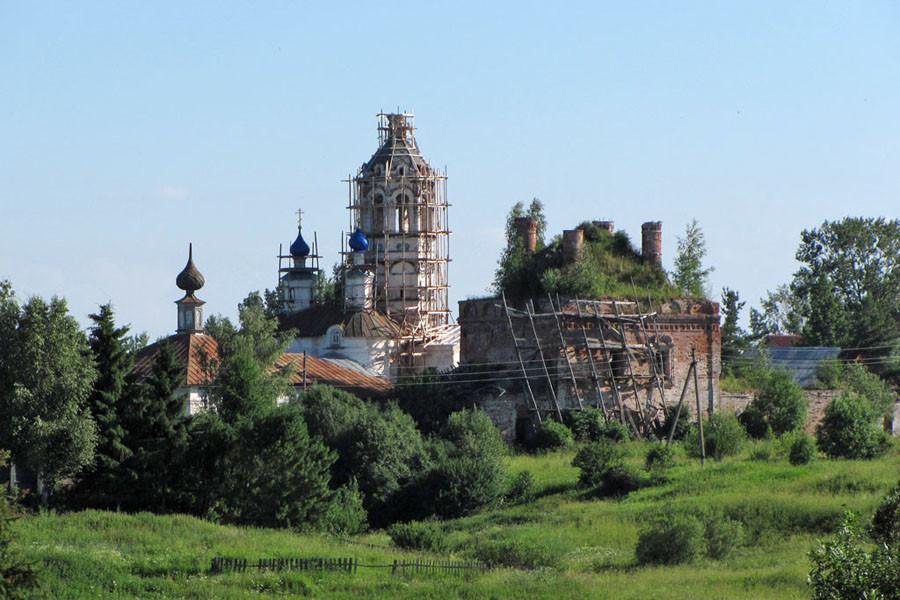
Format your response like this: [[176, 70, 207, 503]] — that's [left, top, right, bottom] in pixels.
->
[[458, 295, 720, 439]]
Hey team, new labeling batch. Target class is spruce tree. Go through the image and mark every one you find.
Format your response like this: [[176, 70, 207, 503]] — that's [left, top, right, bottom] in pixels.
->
[[121, 340, 188, 510], [80, 304, 133, 504]]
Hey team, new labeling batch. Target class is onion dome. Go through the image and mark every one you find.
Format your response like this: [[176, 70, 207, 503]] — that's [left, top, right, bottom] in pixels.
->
[[176, 243, 205, 292], [348, 228, 369, 252], [290, 228, 311, 257]]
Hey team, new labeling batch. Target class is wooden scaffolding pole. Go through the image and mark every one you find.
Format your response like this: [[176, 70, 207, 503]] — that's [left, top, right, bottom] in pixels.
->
[[526, 298, 563, 422], [612, 300, 647, 437], [501, 292, 542, 424], [548, 294, 583, 411]]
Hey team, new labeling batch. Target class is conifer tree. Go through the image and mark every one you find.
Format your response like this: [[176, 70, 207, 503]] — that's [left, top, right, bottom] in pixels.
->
[[80, 304, 133, 504], [121, 340, 188, 510]]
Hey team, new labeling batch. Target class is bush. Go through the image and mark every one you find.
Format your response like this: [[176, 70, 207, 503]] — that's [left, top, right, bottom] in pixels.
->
[[424, 410, 507, 519], [788, 433, 816, 466], [471, 538, 561, 569], [635, 513, 706, 565], [636, 510, 744, 565], [816, 392, 889, 460], [685, 412, 745, 461], [598, 420, 631, 443], [0, 452, 40, 597], [531, 420, 574, 451], [656, 404, 692, 441], [871, 481, 900, 547], [748, 440, 774, 462], [572, 441, 642, 496], [809, 514, 900, 599], [645, 444, 675, 471], [564, 408, 605, 442], [739, 368, 807, 438], [506, 470, 536, 505], [320, 479, 368, 535], [388, 520, 448, 553], [704, 516, 744, 560]]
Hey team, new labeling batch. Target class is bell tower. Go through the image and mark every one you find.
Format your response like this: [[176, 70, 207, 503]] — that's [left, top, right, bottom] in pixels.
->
[[346, 113, 450, 333]]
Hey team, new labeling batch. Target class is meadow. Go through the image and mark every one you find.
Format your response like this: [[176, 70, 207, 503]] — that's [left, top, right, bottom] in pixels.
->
[[12, 440, 900, 599]]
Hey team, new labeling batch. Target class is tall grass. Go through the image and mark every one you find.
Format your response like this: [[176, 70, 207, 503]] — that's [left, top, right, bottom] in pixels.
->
[[12, 439, 900, 598]]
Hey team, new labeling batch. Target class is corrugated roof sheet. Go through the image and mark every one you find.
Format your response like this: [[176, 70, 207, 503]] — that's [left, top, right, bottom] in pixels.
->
[[747, 346, 842, 388], [130, 334, 391, 398], [278, 306, 399, 338]]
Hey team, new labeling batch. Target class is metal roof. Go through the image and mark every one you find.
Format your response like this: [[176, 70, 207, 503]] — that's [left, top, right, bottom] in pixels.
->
[[278, 305, 400, 338], [748, 346, 842, 388], [130, 334, 391, 398]]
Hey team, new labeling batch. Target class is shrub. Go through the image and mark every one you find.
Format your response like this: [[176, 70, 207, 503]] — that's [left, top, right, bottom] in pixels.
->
[[531, 420, 574, 451], [748, 440, 773, 462], [320, 479, 368, 535], [388, 520, 448, 553], [788, 433, 816, 466], [424, 410, 507, 519], [809, 514, 900, 599], [635, 513, 705, 565], [636, 510, 744, 565], [740, 368, 807, 438], [870, 480, 900, 547], [471, 538, 561, 569], [0, 451, 40, 597], [506, 470, 536, 505], [564, 408, 605, 442], [645, 444, 675, 471], [816, 392, 889, 460], [656, 404, 692, 441], [598, 420, 631, 443], [704, 516, 744, 560], [685, 412, 745, 461], [572, 441, 642, 496]]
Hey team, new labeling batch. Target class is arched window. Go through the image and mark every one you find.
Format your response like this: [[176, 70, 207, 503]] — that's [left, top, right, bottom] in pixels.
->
[[328, 327, 343, 348]]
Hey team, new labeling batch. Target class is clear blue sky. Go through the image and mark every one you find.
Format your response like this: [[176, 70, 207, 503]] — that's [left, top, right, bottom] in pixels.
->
[[2, 1, 898, 339]]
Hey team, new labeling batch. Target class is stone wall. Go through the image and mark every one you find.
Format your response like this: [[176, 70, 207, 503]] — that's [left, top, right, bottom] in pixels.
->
[[719, 389, 843, 434]]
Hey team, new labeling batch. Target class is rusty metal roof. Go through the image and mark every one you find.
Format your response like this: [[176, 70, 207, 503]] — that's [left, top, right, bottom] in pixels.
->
[[130, 333, 390, 398], [130, 333, 218, 386], [278, 353, 391, 397], [278, 305, 400, 339]]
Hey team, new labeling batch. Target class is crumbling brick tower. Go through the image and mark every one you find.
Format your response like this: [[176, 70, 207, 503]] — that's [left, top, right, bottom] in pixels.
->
[[347, 113, 451, 370]]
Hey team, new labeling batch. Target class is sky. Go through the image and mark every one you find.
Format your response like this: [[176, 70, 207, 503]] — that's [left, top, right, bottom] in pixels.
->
[[2, 1, 899, 340]]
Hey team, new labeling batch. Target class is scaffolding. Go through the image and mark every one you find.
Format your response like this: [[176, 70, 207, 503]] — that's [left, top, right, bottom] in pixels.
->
[[345, 113, 451, 373], [500, 296, 684, 438]]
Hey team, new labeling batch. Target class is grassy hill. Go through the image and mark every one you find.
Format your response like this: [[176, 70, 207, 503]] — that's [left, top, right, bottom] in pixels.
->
[[12, 440, 900, 599]]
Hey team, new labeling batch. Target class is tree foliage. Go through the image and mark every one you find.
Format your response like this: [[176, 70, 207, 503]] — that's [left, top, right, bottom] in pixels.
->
[[673, 219, 714, 297], [738, 368, 807, 438], [0, 282, 97, 488], [79, 304, 133, 504], [0, 451, 40, 598], [753, 218, 900, 379], [493, 206, 675, 303], [815, 391, 890, 460], [809, 490, 900, 600], [118, 340, 189, 511], [720, 287, 749, 372]]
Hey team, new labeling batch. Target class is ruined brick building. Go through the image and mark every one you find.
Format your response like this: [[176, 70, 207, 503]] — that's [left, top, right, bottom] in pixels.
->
[[458, 220, 721, 441]]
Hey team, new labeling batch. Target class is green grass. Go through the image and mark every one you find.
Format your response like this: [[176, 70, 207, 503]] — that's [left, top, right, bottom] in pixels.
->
[[13, 440, 900, 598]]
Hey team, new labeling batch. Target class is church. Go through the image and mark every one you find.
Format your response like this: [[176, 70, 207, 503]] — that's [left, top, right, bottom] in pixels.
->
[[275, 112, 460, 379], [130, 113, 461, 411]]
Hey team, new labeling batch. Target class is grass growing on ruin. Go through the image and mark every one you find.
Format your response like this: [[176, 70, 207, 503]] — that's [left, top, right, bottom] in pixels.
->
[[12, 439, 900, 599]]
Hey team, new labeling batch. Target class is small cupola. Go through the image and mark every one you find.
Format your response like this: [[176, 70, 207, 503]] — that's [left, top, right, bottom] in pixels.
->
[[278, 209, 321, 315], [175, 243, 206, 333]]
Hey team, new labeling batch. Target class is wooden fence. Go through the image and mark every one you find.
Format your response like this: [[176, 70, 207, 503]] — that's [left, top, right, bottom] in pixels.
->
[[210, 557, 485, 576]]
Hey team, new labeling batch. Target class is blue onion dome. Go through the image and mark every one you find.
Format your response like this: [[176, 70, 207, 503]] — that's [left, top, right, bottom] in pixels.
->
[[348, 228, 369, 252], [290, 228, 311, 257], [176, 243, 205, 292]]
